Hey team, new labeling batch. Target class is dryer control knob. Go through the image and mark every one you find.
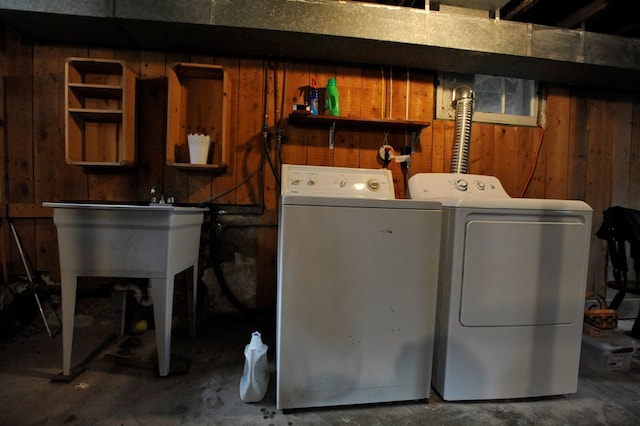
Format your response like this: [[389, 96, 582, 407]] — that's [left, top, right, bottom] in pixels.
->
[[367, 179, 381, 191], [454, 179, 468, 191], [476, 181, 485, 190]]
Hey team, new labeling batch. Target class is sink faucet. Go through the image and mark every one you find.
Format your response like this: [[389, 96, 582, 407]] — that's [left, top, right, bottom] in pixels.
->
[[150, 186, 163, 204], [150, 186, 174, 204]]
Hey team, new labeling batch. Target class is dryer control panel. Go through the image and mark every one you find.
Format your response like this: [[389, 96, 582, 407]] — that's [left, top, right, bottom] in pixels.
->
[[281, 164, 395, 199], [408, 173, 511, 200]]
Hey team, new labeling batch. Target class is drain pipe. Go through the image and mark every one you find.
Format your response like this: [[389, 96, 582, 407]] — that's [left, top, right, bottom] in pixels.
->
[[450, 86, 474, 174], [113, 283, 153, 307]]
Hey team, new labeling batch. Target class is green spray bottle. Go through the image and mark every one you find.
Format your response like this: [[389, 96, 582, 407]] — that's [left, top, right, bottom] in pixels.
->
[[326, 77, 340, 116]]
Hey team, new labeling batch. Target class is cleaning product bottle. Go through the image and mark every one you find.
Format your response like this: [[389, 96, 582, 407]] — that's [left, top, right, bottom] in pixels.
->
[[239, 331, 269, 403], [309, 78, 319, 115], [327, 77, 340, 116]]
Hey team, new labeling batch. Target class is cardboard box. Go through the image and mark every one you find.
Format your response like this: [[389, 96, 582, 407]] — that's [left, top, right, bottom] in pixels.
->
[[581, 333, 638, 373]]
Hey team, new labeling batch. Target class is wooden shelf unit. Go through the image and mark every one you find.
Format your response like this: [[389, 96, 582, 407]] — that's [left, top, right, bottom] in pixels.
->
[[65, 57, 137, 166], [166, 62, 230, 171]]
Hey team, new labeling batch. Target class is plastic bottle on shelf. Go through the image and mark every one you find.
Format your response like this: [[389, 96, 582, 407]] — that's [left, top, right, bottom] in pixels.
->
[[327, 77, 340, 116], [309, 78, 319, 115]]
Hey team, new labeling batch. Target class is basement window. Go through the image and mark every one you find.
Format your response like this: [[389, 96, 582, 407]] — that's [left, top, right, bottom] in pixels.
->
[[436, 72, 539, 126]]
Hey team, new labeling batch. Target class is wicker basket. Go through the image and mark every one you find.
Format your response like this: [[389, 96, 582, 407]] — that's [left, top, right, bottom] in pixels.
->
[[584, 292, 618, 330]]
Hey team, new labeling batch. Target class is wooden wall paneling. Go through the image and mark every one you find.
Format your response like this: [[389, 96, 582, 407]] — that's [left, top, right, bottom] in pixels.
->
[[32, 45, 81, 278], [628, 94, 640, 208], [137, 51, 168, 202], [404, 69, 434, 178], [255, 60, 285, 312], [566, 87, 590, 202], [163, 52, 190, 204], [513, 127, 532, 197], [610, 92, 633, 207], [5, 29, 36, 278], [430, 120, 447, 172], [210, 56, 241, 204], [492, 126, 518, 196], [333, 64, 362, 168], [307, 63, 337, 166], [585, 90, 613, 295], [468, 123, 494, 176], [358, 65, 385, 169], [186, 53, 217, 204], [544, 86, 571, 199], [234, 58, 264, 205], [281, 61, 309, 167], [517, 126, 545, 198]]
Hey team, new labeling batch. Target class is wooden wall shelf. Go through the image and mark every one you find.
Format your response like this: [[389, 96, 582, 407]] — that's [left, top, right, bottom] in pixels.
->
[[166, 62, 230, 171], [288, 114, 431, 131], [288, 114, 430, 149], [65, 57, 137, 166]]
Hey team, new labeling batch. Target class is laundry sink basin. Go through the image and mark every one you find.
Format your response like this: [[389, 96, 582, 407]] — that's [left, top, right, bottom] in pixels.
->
[[42, 201, 208, 377]]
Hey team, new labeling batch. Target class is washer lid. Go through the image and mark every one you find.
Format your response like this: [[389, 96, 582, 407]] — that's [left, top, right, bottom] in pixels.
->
[[281, 164, 395, 199]]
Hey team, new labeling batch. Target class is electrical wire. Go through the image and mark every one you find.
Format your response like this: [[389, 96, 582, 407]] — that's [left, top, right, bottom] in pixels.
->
[[519, 123, 546, 198]]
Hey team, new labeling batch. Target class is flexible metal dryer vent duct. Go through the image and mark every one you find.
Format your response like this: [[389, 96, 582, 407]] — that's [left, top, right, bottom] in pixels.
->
[[450, 86, 474, 174]]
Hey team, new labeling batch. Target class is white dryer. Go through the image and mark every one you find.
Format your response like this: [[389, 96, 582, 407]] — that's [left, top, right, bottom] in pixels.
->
[[408, 173, 592, 401], [276, 164, 442, 410]]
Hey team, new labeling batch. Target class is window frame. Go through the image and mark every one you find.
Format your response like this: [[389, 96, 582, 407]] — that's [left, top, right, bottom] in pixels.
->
[[436, 72, 539, 127]]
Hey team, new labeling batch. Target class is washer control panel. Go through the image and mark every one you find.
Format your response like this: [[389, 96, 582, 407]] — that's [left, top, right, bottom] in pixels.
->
[[408, 173, 510, 199], [281, 164, 395, 199]]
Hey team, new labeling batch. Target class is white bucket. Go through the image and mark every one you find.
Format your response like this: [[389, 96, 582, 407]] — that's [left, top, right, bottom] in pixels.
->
[[187, 133, 210, 164]]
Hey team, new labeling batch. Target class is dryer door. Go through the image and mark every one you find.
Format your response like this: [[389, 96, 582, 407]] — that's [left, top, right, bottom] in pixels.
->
[[459, 213, 589, 327]]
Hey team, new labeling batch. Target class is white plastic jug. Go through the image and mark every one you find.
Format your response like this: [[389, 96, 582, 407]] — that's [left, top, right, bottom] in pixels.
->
[[239, 331, 269, 403]]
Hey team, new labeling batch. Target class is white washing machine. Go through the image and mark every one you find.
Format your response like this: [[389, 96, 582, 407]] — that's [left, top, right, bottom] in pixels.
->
[[276, 164, 442, 410], [408, 173, 593, 401]]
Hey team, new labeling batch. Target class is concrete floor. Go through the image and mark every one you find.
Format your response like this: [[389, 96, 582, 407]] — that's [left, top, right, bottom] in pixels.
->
[[1, 295, 640, 426]]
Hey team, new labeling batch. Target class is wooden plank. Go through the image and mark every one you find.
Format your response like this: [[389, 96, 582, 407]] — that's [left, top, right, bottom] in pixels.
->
[[210, 56, 241, 204], [5, 28, 35, 276], [628, 93, 640, 208], [405, 69, 434, 178], [492, 125, 518, 197], [545, 86, 571, 199], [234, 58, 264, 205], [585, 90, 612, 295], [333, 64, 361, 168], [430, 120, 447, 173], [610, 92, 633, 207], [567, 86, 590, 202], [468, 123, 494, 176], [137, 50, 168, 202], [281, 61, 309, 167]]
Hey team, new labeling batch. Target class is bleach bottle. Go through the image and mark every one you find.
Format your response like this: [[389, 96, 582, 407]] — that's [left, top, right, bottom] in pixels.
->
[[239, 331, 269, 403], [327, 77, 340, 116]]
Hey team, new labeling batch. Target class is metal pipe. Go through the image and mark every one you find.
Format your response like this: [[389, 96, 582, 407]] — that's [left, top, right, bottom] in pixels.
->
[[450, 86, 474, 174]]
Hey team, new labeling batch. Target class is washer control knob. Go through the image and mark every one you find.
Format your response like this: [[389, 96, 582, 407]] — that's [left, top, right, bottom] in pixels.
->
[[307, 177, 316, 186], [339, 179, 347, 188], [368, 179, 380, 191], [454, 179, 468, 191], [291, 178, 301, 185], [476, 181, 485, 190]]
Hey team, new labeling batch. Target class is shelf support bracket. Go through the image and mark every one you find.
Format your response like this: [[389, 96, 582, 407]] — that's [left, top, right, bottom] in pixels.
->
[[328, 121, 336, 149]]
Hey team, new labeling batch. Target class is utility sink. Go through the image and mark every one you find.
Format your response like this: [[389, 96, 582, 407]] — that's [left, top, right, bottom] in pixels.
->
[[43, 201, 208, 377]]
